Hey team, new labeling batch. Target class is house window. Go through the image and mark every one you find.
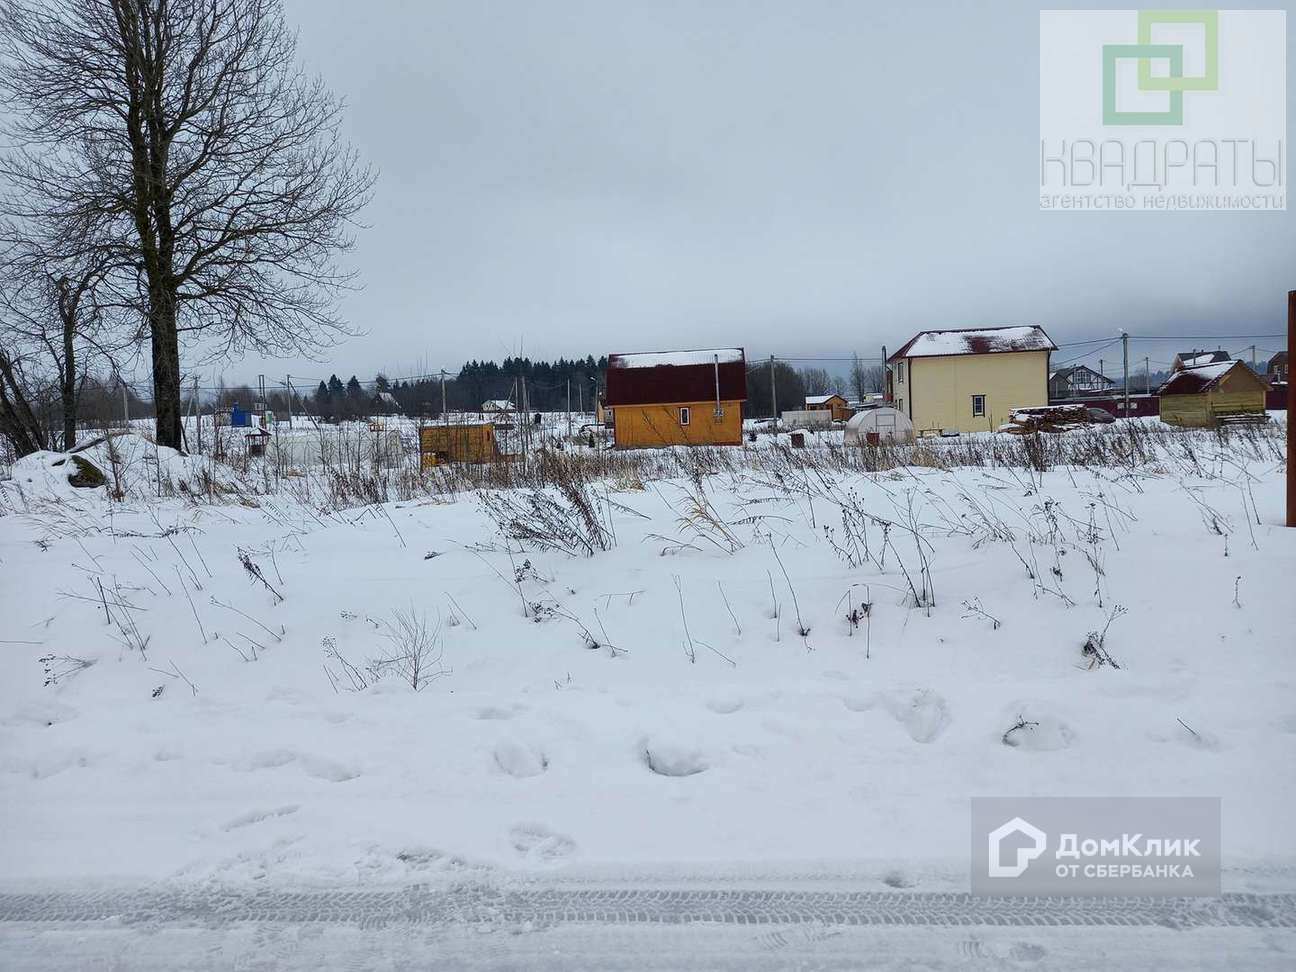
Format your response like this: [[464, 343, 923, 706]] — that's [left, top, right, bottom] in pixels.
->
[[679, 406, 691, 426], [896, 397, 903, 414], [971, 394, 986, 417], [897, 362, 905, 384]]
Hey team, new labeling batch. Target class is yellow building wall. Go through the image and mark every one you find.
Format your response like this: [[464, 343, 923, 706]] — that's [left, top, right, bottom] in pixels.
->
[[1159, 395, 1212, 427], [612, 400, 744, 448], [1160, 372, 1266, 428], [419, 424, 498, 467], [905, 351, 1049, 434]]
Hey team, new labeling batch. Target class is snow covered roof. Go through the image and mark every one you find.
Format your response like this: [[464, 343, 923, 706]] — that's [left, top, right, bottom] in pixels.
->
[[608, 348, 744, 369], [888, 325, 1056, 361], [805, 394, 845, 405], [1175, 350, 1230, 368], [480, 400, 514, 411], [605, 348, 747, 407], [1157, 360, 1268, 395]]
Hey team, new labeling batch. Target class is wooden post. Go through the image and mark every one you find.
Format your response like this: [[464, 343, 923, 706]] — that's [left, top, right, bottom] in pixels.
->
[[1287, 290, 1295, 527], [769, 354, 777, 422], [1121, 331, 1130, 418]]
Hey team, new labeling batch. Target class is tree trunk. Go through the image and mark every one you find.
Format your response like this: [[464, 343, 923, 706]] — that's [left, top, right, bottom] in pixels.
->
[[151, 297, 182, 450], [0, 350, 49, 456], [61, 310, 76, 448]]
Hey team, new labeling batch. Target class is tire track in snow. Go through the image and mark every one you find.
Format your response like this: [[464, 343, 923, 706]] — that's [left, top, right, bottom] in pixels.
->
[[1, 888, 1292, 929]]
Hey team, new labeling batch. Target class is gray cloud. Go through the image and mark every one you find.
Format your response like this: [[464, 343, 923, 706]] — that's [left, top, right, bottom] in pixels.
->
[[236, 0, 1294, 384]]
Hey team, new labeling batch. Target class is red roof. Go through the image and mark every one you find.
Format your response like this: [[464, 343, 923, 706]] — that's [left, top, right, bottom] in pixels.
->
[[605, 349, 747, 407]]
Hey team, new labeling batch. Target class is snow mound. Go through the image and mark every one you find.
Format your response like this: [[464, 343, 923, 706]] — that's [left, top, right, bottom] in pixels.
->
[[4, 433, 240, 503]]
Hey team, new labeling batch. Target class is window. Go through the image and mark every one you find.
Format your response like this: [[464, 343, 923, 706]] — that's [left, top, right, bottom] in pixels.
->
[[896, 397, 903, 414], [679, 406, 691, 426], [971, 394, 986, 417], [897, 362, 905, 384]]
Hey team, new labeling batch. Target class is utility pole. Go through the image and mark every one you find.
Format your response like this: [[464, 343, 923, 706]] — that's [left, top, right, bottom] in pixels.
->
[[769, 354, 778, 422], [440, 370, 447, 425], [1145, 356, 1150, 395], [566, 379, 572, 436], [1287, 290, 1295, 527], [120, 376, 129, 429], [194, 377, 202, 453], [1099, 359, 1104, 380], [1121, 331, 1130, 418], [1250, 345, 1257, 369], [881, 346, 888, 401], [285, 376, 293, 429]]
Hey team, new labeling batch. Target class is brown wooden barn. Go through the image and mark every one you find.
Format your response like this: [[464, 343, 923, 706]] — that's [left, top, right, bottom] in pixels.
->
[[805, 393, 852, 421], [604, 349, 747, 448], [1157, 361, 1269, 428], [419, 423, 500, 469]]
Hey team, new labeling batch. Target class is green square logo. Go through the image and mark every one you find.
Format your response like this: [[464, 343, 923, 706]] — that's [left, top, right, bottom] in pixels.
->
[[1137, 10, 1218, 91], [1102, 43, 1183, 125]]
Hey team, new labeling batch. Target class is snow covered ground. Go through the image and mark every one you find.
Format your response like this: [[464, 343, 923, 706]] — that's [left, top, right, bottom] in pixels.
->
[[1, 422, 1293, 966]]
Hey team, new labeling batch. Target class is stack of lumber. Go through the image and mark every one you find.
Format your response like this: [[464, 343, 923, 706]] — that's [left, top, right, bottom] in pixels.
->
[[998, 404, 1091, 434]]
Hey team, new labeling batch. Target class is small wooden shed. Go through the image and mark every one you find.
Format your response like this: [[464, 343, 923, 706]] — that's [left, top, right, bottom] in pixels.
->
[[805, 393, 852, 421], [419, 423, 500, 469], [1157, 361, 1269, 428]]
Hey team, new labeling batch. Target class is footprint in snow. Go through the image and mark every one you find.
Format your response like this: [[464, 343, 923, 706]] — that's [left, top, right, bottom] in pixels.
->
[[510, 823, 576, 863], [222, 804, 300, 831], [886, 690, 949, 743], [493, 740, 548, 777]]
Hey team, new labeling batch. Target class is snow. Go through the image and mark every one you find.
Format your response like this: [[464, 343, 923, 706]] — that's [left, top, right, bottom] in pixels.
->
[[1, 425, 1294, 895], [804, 394, 840, 405], [1179, 361, 1237, 381], [896, 325, 1054, 358], [609, 349, 743, 369]]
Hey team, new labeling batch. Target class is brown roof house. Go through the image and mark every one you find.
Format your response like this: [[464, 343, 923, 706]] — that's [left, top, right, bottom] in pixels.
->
[[604, 349, 747, 448]]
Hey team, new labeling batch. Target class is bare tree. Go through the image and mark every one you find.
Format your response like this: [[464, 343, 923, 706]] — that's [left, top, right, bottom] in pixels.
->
[[0, 235, 130, 449], [798, 366, 834, 396], [850, 354, 884, 399], [0, 0, 374, 450], [0, 345, 48, 456]]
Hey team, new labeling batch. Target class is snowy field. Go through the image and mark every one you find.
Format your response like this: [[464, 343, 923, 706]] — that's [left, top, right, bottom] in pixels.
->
[[1, 420, 1294, 966]]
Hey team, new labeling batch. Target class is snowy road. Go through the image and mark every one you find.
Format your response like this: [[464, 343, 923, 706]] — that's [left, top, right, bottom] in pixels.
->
[[3, 885, 1295, 969]]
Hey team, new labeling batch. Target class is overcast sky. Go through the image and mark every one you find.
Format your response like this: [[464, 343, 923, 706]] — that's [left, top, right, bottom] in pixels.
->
[[234, 0, 1294, 386]]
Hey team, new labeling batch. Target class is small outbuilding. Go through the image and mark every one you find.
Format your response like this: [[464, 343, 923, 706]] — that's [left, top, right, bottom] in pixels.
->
[[805, 393, 852, 421], [419, 423, 501, 468], [1157, 361, 1269, 428], [844, 406, 914, 446]]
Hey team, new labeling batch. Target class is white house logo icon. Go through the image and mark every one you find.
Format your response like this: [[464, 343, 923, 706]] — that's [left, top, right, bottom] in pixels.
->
[[988, 817, 1047, 878]]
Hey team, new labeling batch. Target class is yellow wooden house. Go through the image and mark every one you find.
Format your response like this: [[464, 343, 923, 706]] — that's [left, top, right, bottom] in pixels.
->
[[1158, 361, 1269, 428], [886, 325, 1056, 434], [419, 422, 500, 469], [805, 393, 852, 421], [604, 349, 747, 448]]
